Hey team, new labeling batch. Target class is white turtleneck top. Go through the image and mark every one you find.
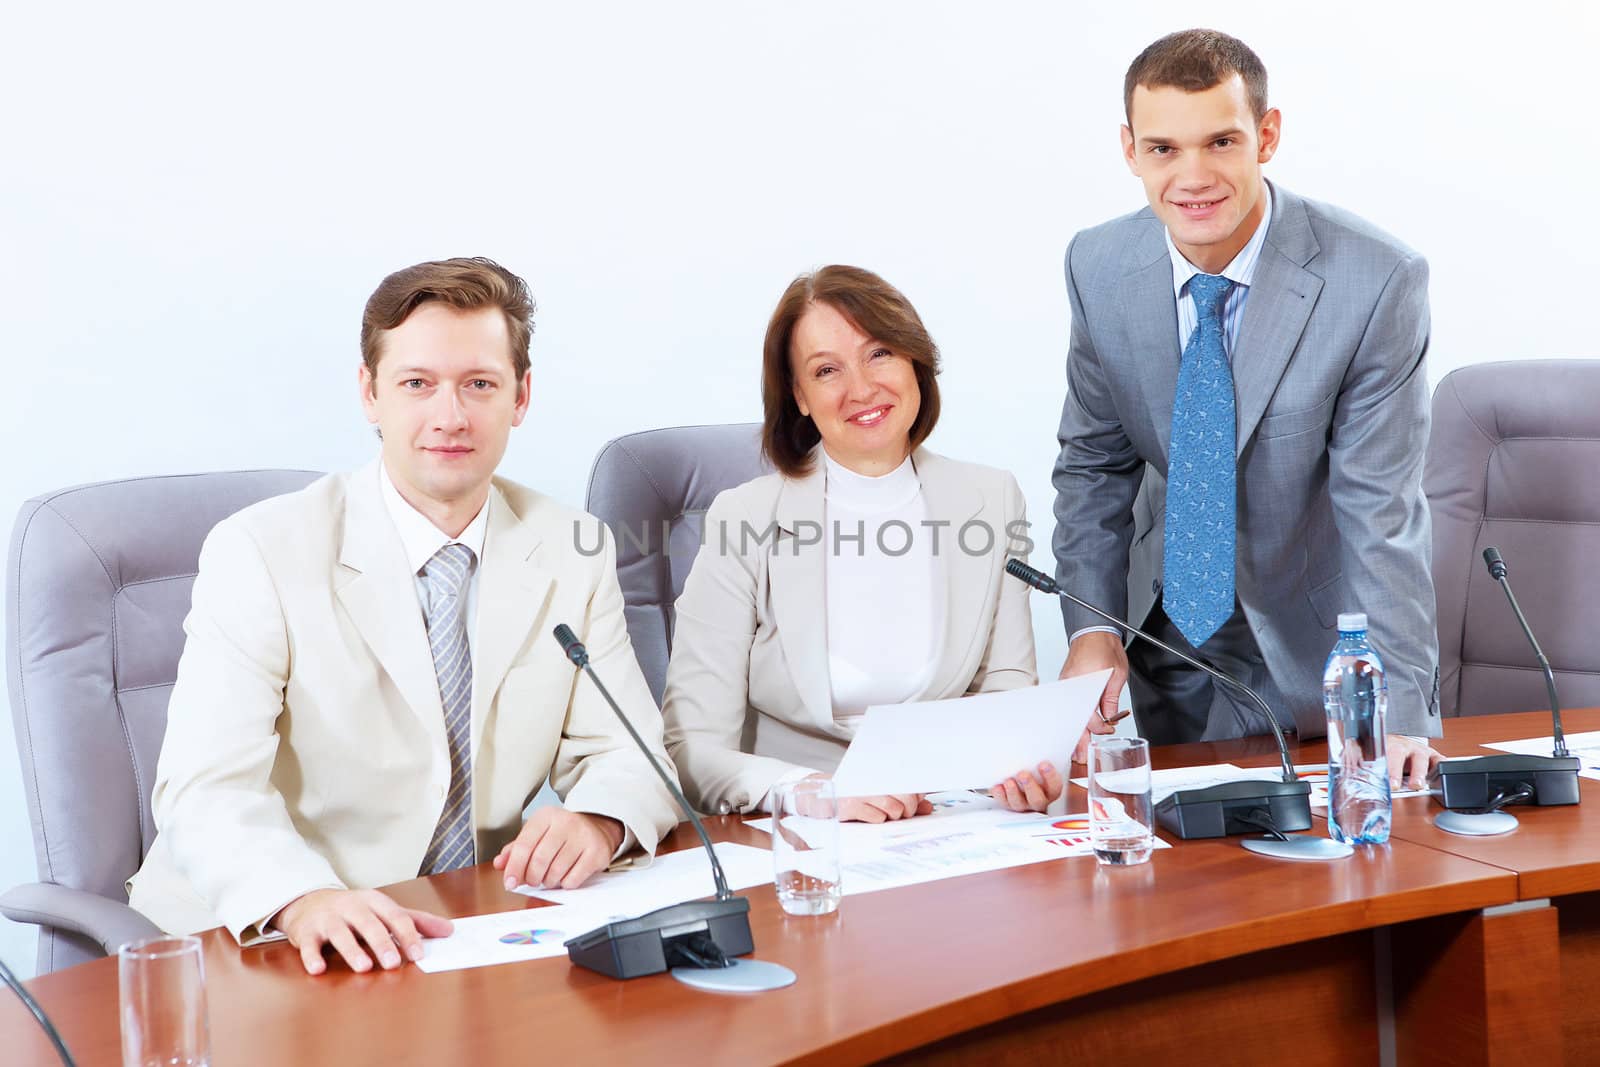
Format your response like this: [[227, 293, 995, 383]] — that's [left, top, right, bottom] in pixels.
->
[[822, 450, 944, 721]]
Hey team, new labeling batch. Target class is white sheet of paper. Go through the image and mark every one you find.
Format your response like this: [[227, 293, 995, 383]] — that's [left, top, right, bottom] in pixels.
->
[[1290, 763, 1430, 805], [1070, 762, 1278, 804], [1484, 730, 1600, 781], [829, 672, 1111, 797], [746, 792, 1168, 897], [1069, 761, 1434, 807], [512, 841, 773, 915], [415, 903, 612, 973]]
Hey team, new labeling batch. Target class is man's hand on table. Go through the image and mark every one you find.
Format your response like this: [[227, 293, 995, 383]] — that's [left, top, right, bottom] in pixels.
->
[[1060, 631, 1131, 763], [275, 888, 453, 976], [493, 807, 625, 891], [1387, 735, 1443, 791]]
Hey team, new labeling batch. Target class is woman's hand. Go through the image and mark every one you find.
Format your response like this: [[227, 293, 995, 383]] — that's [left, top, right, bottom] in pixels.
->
[[837, 794, 934, 822], [990, 762, 1065, 812]]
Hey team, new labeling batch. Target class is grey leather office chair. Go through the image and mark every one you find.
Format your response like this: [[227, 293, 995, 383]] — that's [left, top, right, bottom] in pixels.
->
[[3, 469, 319, 973], [1426, 359, 1600, 718], [585, 424, 770, 703]]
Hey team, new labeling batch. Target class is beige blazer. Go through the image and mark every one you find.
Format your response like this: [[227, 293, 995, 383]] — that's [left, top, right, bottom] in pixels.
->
[[662, 448, 1038, 814], [129, 461, 679, 942]]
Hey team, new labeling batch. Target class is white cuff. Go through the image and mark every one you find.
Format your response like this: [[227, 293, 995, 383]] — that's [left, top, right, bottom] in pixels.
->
[[1069, 625, 1121, 643]]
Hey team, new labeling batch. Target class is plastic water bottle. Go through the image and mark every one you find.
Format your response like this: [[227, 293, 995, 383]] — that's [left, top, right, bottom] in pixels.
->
[[1324, 612, 1391, 844]]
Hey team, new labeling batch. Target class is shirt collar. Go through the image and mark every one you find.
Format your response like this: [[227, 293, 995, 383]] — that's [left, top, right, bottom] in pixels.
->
[[378, 462, 490, 576], [1166, 180, 1274, 299]]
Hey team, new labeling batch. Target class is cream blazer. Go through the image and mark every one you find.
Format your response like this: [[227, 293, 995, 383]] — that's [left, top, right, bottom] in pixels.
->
[[129, 461, 679, 942], [662, 448, 1038, 814]]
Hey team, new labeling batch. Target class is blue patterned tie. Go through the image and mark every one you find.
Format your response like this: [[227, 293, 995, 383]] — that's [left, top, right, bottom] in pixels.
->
[[1164, 273, 1236, 648], [418, 542, 476, 875]]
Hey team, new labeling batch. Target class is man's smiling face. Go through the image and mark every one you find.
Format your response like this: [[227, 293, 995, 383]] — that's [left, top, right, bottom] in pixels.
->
[[1121, 73, 1281, 274]]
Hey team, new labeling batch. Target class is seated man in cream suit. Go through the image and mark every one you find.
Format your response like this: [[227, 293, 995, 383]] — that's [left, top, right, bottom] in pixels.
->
[[129, 257, 679, 976]]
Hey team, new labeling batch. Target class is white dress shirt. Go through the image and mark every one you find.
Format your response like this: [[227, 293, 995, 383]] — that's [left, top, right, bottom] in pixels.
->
[[379, 463, 490, 669]]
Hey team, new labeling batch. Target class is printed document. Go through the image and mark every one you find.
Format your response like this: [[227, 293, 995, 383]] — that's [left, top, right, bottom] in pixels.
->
[[829, 672, 1110, 797]]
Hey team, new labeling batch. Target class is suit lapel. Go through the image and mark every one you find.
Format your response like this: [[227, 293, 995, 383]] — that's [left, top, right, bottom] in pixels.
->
[[1118, 228, 1183, 465], [770, 458, 833, 728], [471, 483, 556, 759], [335, 462, 447, 754], [912, 450, 986, 700], [1232, 187, 1324, 455]]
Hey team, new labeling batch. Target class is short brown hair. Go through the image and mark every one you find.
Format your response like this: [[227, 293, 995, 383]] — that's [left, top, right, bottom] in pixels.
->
[[1124, 29, 1269, 125], [761, 265, 941, 478], [360, 257, 535, 390]]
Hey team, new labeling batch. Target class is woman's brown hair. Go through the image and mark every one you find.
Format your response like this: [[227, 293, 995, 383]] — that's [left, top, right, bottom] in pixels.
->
[[760, 265, 941, 478]]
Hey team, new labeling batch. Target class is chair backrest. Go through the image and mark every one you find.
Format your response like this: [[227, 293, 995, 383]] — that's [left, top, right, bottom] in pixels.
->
[[1426, 359, 1600, 717], [585, 424, 770, 702], [6, 470, 319, 967]]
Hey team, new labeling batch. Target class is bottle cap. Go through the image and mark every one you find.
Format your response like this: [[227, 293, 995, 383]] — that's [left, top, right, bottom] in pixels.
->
[[1337, 612, 1367, 632]]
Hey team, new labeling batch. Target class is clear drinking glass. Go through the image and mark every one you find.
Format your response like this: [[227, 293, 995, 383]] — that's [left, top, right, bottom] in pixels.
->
[[773, 777, 842, 915], [119, 935, 211, 1067], [1089, 736, 1155, 866]]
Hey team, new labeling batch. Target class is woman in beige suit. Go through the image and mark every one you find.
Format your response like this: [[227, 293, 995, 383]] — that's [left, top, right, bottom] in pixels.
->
[[663, 265, 1061, 822]]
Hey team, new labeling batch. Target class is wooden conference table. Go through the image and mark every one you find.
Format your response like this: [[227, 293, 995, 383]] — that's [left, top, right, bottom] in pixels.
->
[[7, 710, 1594, 1066]]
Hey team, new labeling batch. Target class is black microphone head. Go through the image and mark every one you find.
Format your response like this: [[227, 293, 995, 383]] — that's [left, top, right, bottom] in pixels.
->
[[552, 623, 587, 665], [1483, 546, 1507, 580], [1005, 558, 1058, 594]]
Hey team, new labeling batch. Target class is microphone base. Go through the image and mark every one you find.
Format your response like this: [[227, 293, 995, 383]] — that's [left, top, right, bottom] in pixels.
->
[[1434, 809, 1520, 836], [566, 896, 754, 980], [1428, 754, 1581, 811], [1155, 779, 1314, 840], [1241, 835, 1354, 861], [671, 957, 797, 993]]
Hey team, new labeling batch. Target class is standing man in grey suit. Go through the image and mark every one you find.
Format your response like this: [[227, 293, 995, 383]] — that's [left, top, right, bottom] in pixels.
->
[[1053, 29, 1442, 789]]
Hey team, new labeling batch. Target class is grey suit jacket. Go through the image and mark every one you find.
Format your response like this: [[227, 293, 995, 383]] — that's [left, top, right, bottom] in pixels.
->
[[663, 447, 1038, 815], [1051, 183, 1440, 738]]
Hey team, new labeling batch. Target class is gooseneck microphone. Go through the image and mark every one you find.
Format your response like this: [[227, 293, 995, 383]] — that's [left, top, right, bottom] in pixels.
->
[[553, 623, 732, 899], [551, 625, 793, 990], [0, 955, 75, 1066], [1483, 547, 1567, 757], [1007, 560, 1295, 783], [1428, 549, 1581, 817], [1005, 560, 1317, 846]]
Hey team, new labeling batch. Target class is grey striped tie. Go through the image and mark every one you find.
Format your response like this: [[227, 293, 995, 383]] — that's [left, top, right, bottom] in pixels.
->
[[418, 542, 476, 875]]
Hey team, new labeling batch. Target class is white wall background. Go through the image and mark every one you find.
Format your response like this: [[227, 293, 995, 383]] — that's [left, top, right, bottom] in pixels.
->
[[2, 0, 1595, 977]]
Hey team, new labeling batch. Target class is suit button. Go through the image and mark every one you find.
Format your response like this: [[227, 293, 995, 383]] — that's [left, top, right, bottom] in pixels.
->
[[1152, 579, 1162, 594]]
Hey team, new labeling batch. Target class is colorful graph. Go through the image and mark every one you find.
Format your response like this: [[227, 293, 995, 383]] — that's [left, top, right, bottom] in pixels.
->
[[1051, 816, 1091, 832], [498, 929, 564, 946]]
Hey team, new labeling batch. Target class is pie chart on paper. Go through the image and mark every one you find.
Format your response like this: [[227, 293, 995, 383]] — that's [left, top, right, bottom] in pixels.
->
[[498, 929, 564, 946]]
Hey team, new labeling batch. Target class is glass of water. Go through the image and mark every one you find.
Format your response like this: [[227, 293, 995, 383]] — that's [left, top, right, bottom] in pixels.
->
[[773, 777, 842, 915], [1089, 736, 1154, 866], [119, 935, 211, 1067]]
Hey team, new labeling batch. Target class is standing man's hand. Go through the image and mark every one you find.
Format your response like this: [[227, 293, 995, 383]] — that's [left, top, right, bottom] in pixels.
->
[[1060, 631, 1131, 764], [1386, 735, 1442, 791], [493, 808, 625, 891], [274, 888, 453, 976]]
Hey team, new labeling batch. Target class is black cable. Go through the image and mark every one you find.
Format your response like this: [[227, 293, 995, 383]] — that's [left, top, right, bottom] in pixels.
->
[[1483, 784, 1536, 815], [665, 932, 731, 970], [0, 955, 77, 1067], [1235, 807, 1288, 842]]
